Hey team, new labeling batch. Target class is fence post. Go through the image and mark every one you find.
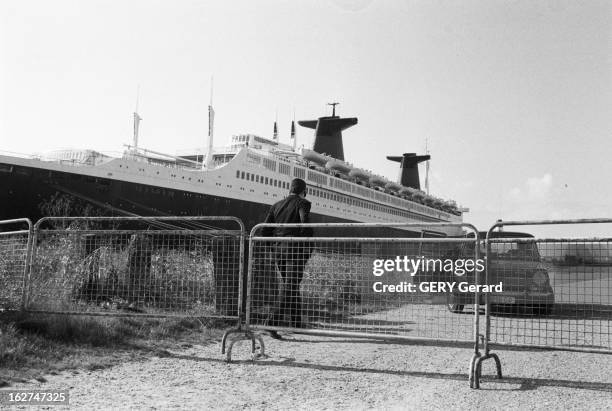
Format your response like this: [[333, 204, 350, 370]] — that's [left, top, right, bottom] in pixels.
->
[[20, 219, 34, 311]]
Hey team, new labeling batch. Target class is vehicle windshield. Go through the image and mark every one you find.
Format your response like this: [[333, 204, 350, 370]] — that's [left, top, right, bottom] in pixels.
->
[[482, 240, 541, 261], [459, 240, 541, 261]]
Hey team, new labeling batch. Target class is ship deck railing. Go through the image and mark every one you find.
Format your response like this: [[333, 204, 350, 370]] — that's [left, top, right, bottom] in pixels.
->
[[245, 147, 462, 216], [0, 149, 121, 167]]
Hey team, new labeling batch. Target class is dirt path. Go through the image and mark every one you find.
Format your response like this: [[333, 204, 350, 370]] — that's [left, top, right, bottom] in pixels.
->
[[4, 333, 612, 410]]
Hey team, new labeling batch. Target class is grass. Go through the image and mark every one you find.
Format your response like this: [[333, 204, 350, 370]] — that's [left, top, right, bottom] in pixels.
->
[[1, 227, 238, 386], [0, 310, 229, 386]]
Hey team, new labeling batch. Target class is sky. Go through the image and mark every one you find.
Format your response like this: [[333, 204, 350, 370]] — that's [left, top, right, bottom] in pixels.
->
[[1, 0, 611, 236]]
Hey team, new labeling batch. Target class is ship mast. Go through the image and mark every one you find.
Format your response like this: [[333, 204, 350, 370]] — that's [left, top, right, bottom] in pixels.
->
[[425, 137, 430, 195], [291, 109, 297, 151], [273, 110, 279, 142], [133, 85, 141, 151], [328, 102, 339, 117], [204, 77, 214, 169]]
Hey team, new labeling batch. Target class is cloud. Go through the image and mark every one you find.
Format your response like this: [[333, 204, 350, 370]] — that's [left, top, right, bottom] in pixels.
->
[[509, 173, 552, 201], [503, 173, 563, 220], [526, 173, 552, 199], [469, 173, 609, 236]]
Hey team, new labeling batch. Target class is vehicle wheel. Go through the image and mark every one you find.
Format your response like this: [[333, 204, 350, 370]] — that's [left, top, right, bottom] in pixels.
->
[[532, 304, 553, 316], [447, 303, 464, 313]]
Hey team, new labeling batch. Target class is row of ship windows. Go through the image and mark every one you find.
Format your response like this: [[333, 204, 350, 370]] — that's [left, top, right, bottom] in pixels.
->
[[133, 185, 208, 199], [119, 164, 205, 183], [237, 170, 290, 190], [235, 169, 439, 222]]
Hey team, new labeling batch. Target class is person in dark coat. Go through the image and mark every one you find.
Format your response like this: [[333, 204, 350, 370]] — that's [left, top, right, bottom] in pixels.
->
[[262, 178, 313, 328]]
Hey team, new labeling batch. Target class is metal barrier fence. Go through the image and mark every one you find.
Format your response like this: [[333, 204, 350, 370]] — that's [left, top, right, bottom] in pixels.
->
[[0, 219, 33, 312], [223, 222, 483, 368], [24, 216, 245, 320], [7, 215, 611, 389], [473, 218, 612, 388]]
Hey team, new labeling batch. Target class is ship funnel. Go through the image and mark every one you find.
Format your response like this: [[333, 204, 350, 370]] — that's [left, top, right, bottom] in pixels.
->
[[298, 104, 357, 160], [387, 153, 430, 190]]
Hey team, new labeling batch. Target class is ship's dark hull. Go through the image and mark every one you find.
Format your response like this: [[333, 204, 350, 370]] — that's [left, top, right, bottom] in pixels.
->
[[0, 163, 442, 243], [1, 162, 283, 230]]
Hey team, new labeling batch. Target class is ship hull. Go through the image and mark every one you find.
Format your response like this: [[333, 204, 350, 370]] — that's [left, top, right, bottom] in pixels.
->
[[0, 162, 437, 244], [1, 162, 314, 228], [1, 161, 273, 228]]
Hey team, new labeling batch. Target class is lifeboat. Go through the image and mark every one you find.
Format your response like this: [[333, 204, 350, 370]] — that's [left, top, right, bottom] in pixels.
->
[[301, 149, 329, 166], [349, 168, 370, 181], [369, 175, 386, 187], [441, 200, 453, 212], [399, 186, 415, 196], [385, 181, 402, 192], [433, 198, 445, 208], [423, 196, 436, 206], [325, 159, 352, 174], [443, 200, 458, 213], [411, 190, 425, 199]]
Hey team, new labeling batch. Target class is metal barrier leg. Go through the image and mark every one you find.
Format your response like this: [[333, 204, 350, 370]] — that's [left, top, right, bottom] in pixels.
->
[[491, 353, 502, 378], [221, 328, 241, 355], [472, 351, 502, 389], [470, 236, 505, 389], [469, 271, 482, 389], [472, 356, 483, 389], [472, 303, 503, 388], [253, 333, 265, 358], [223, 330, 266, 362], [468, 352, 481, 388]]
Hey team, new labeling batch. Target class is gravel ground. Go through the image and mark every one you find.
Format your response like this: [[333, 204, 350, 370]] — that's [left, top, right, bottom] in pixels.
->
[[2, 332, 611, 410]]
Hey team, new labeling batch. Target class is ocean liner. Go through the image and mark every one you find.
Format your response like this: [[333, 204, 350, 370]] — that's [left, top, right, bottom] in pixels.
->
[[0, 103, 465, 237]]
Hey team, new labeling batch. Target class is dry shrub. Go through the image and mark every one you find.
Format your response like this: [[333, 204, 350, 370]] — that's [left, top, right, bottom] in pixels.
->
[[27, 232, 217, 316]]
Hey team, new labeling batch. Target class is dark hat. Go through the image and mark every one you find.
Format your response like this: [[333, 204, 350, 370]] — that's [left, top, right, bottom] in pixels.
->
[[290, 178, 307, 194]]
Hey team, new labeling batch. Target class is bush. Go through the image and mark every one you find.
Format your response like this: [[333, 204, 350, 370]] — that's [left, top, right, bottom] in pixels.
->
[[26, 232, 218, 316]]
